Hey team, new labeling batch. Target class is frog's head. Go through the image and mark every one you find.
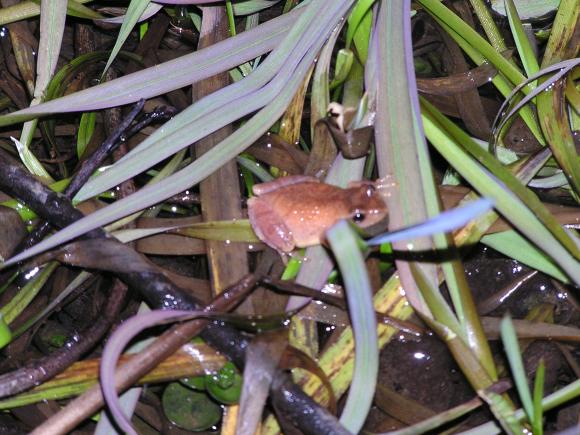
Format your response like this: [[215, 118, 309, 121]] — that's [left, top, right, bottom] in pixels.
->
[[346, 183, 388, 229]]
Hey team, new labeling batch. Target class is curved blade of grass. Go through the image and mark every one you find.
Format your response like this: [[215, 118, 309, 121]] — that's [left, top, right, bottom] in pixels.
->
[[422, 109, 580, 285], [101, 0, 151, 77], [95, 303, 152, 435], [100, 309, 205, 435], [0, 8, 302, 126], [2, 0, 356, 268], [0, 262, 59, 325], [504, 0, 540, 78], [73, 0, 349, 202], [10, 136, 53, 183], [528, 172, 569, 189], [76, 111, 96, 158], [494, 59, 579, 137], [424, 98, 580, 260], [500, 316, 534, 424], [326, 220, 378, 434], [367, 198, 494, 245]]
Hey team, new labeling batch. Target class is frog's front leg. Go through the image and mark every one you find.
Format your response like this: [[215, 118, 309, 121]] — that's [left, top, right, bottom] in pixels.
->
[[248, 197, 296, 254]]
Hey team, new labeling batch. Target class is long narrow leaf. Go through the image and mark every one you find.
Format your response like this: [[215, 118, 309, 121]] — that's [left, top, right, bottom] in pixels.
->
[[16, 0, 67, 182], [2, 0, 356, 268], [101, 0, 151, 76], [504, 0, 539, 78], [0, 8, 302, 126], [500, 316, 534, 423], [326, 221, 378, 434], [72, 0, 343, 202]]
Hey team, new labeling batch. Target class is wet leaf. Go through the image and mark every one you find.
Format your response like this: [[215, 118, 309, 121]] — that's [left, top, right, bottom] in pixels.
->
[[162, 382, 222, 431], [174, 219, 258, 242]]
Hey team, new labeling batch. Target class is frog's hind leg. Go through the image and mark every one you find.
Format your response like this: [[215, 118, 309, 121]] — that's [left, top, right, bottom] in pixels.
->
[[248, 197, 295, 253]]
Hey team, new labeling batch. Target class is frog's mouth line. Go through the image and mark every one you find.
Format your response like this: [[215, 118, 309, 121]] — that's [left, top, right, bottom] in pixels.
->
[[357, 214, 390, 237]]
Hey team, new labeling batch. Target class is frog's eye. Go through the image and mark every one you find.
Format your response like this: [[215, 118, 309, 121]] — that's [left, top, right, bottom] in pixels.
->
[[352, 212, 366, 223]]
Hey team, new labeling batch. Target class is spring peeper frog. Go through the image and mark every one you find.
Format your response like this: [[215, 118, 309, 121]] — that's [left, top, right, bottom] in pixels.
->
[[248, 175, 388, 254]]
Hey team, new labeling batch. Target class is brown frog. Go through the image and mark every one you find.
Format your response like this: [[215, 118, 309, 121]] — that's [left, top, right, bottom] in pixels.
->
[[248, 175, 388, 254]]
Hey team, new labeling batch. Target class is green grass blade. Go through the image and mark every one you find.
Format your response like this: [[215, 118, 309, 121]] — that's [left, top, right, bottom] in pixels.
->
[[504, 0, 540, 78], [532, 360, 545, 435], [388, 397, 482, 435], [10, 136, 54, 183], [500, 316, 534, 423], [76, 112, 96, 159], [101, 0, 151, 77], [537, 79, 580, 196], [493, 59, 579, 136], [175, 219, 258, 242], [35, 0, 67, 96], [469, 0, 507, 51], [62, 0, 103, 20], [345, 0, 373, 51], [0, 262, 59, 325], [326, 221, 378, 434]]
